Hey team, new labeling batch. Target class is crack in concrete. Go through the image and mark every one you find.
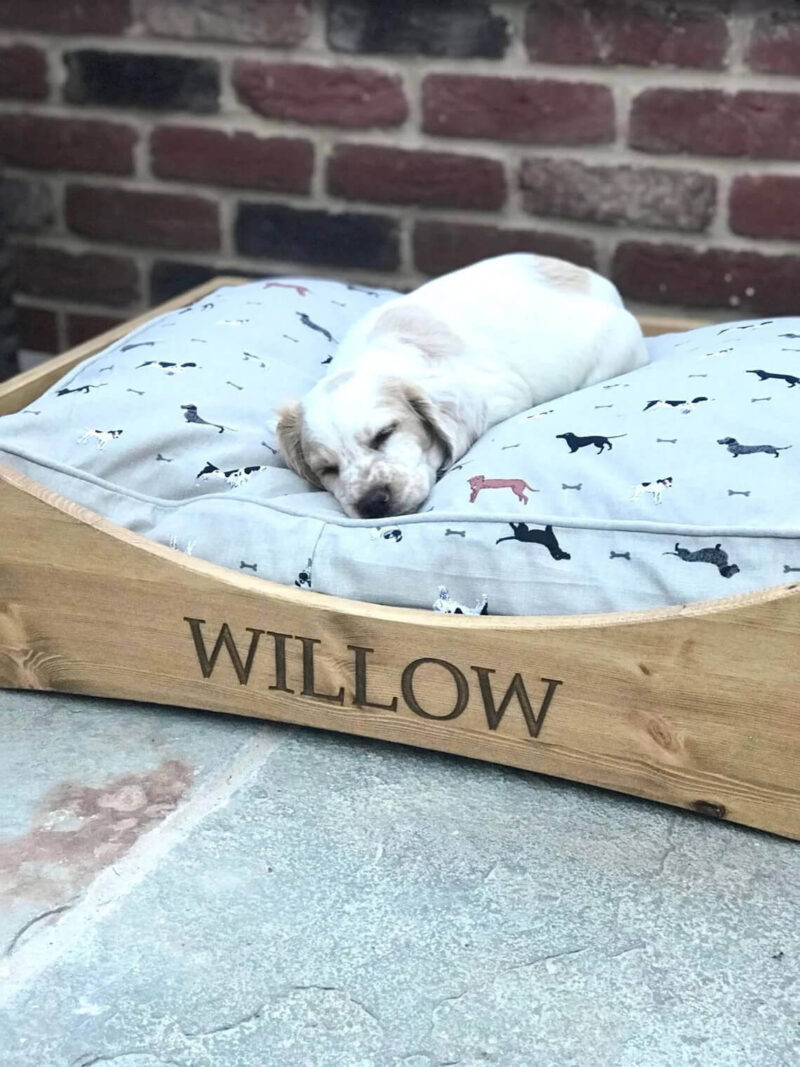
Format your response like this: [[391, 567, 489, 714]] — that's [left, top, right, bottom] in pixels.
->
[[71, 1052, 180, 1067], [654, 814, 680, 878], [4, 900, 75, 957]]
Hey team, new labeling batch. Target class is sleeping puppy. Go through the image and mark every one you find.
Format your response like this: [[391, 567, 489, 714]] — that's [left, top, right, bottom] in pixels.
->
[[278, 253, 648, 518]]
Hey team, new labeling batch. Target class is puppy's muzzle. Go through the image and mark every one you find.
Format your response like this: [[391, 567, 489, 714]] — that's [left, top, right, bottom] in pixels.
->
[[357, 487, 391, 519]]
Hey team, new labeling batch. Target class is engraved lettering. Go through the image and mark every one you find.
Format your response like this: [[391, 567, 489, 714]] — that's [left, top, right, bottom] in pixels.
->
[[401, 657, 468, 720], [267, 630, 294, 694], [472, 669, 562, 738], [184, 617, 264, 686], [297, 635, 345, 705], [348, 645, 398, 712]]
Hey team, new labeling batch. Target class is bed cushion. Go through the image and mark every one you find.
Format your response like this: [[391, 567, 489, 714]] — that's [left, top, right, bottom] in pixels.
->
[[1, 277, 798, 615]]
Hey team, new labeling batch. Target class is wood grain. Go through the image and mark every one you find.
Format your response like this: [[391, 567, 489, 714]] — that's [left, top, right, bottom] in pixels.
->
[[1, 461, 798, 840], [5, 277, 794, 839]]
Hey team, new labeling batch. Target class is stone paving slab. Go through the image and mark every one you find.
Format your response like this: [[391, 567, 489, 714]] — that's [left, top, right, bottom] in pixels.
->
[[0, 699, 798, 1067], [0, 690, 261, 960]]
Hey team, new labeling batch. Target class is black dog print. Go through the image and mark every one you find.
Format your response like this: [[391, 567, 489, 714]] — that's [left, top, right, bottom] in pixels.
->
[[664, 542, 740, 579], [783, 565, 800, 574], [56, 383, 106, 397], [156, 453, 173, 462], [779, 333, 800, 339], [557, 432, 626, 454], [495, 523, 571, 561], [747, 369, 800, 387], [296, 312, 337, 345], [181, 404, 233, 434], [643, 396, 708, 413], [717, 437, 792, 458]]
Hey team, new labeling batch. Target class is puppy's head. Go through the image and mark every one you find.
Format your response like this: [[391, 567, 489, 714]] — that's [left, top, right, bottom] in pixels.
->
[[277, 372, 453, 518]]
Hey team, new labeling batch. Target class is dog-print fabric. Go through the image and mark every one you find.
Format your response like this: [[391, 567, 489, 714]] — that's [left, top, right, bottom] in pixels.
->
[[1, 276, 798, 616]]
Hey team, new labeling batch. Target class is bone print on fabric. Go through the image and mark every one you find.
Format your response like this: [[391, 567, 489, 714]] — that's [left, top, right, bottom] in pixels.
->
[[0, 287, 797, 616]]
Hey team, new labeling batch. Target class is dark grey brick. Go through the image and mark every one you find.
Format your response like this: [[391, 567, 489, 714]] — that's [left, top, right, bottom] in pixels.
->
[[150, 260, 260, 304], [327, 0, 509, 58], [0, 177, 55, 234], [235, 203, 400, 271], [64, 50, 219, 113]]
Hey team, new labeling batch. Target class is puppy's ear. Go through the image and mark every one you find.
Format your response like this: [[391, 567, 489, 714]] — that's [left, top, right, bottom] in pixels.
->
[[400, 382, 455, 471], [276, 402, 320, 487]]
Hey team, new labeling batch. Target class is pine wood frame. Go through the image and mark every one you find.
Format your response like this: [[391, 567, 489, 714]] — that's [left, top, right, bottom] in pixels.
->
[[1, 279, 798, 840]]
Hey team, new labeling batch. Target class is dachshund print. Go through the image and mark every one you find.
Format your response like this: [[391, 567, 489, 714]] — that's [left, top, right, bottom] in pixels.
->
[[747, 369, 800, 387], [156, 453, 173, 462], [468, 475, 538, 504], [664, 542, 740, 579], [557, 432, 626, 454], [263, 282, 310, 296], [643, 396, 708, 414], [296, 312, 337, 345], [78, 429, 123, 450], [632, 477, 673, 504], [495, 523, 571, 560], [196, 461, 268, 488], [783, 565, 800, 574], [717, 437, 791, 458], [56, 384, 106, 397], [181, 404, 234, 434], [433, 587, 489, 615], [779, 333, 800, 339]]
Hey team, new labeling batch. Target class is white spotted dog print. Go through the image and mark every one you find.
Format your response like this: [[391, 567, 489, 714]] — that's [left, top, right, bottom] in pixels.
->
[[643, 396, 709, 414], [632, 476, 673, 505], [78, 429, 123, 450], [196, 461, 269, 488], [137, 360, 200, 376], [433, 586, 489, 615]]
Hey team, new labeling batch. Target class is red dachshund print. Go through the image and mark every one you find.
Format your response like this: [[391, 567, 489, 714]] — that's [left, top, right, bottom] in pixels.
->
[[468, 475, 538, 505], [263, 282, 310, 297]]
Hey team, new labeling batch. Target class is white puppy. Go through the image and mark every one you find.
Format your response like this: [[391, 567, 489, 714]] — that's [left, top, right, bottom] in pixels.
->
[[278, 253, 648, 518]]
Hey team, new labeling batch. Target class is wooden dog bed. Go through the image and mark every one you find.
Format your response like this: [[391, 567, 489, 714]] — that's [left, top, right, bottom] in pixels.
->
[[1, 279, 798, 841]]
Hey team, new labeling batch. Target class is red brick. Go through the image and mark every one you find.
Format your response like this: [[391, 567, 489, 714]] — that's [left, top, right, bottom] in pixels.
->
[[612, 240, 800, 314], [14, 245, 139, 307], [0, 0, 130, 34], [327, 144, 506, 210], [729, 175, 800, 239], [234, 60, 408, 128], [414, 220, 596, 276], [748, 11, 800, 75], [138, 0, 310, 46], [422, 74, 614, 144], [0, 45, 47, 100], [151, 126, 313, 193], [66, 185, 220, 252], [0, 114, 137, 174], [66, 312, 125, 347], [629, 88, 800, 159], [520, 158, 715, 232], [15, 304, 59, 353], [525, 1, 729, 70]]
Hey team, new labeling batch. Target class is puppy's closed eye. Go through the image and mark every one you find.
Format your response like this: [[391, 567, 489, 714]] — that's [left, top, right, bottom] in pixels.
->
[[370, 424, 396, 450]]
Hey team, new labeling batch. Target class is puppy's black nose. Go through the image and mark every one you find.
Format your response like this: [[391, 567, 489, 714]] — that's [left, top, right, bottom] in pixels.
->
[[357, 487, 391, 519]]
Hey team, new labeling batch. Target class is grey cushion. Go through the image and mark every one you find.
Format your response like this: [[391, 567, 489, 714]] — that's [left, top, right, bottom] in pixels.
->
[[1, 276, 798, 615]]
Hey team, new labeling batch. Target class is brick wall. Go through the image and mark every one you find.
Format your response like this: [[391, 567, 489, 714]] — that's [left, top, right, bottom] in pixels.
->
[[2, 0, 800, 356]]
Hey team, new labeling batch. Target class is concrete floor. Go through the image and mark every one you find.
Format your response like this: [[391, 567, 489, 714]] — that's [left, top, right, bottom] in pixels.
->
[[0, 689, 798, 1067]]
